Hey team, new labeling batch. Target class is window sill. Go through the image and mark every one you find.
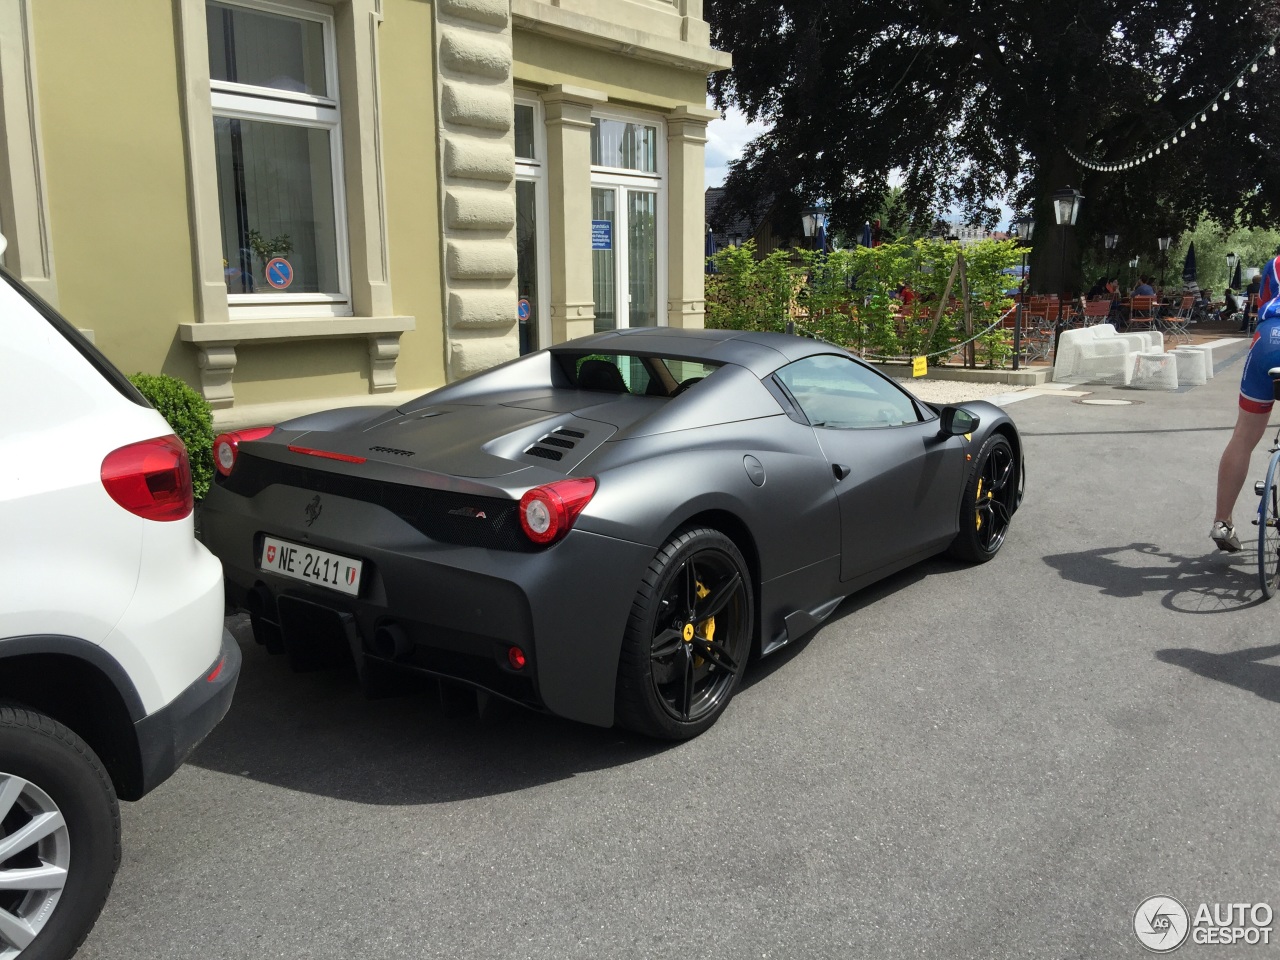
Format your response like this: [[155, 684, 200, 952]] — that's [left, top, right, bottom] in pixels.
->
[[179, 315, 415, 408], [179, 315, 412, 343]]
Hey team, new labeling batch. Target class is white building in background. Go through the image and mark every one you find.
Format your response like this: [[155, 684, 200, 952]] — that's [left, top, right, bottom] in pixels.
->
[[947, 222, 1006, 245]]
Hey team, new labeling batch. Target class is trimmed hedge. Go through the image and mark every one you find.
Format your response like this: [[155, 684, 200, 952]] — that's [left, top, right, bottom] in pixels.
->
[[127, 373, 215, 499]]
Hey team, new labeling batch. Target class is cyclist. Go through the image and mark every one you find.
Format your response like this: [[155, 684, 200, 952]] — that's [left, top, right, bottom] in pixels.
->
[[1211, 253, 1280, 551]]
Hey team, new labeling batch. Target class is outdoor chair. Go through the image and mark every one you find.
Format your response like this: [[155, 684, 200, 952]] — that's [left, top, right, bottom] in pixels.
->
[[1081, 300, 1112, 325], [1160, 295, 1195, 344], [1128, 295, 1157, 333], [1018, 311, 1055, 364]]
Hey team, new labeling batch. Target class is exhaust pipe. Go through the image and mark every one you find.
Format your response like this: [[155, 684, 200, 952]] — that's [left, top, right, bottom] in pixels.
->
[[371, 622, 413, 660]]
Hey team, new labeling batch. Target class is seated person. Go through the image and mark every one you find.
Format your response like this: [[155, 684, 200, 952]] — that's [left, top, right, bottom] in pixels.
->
[[1132, 276, 1156, 297], [1219, 287, 1241, 324], [1085, 276, 1109, 299]]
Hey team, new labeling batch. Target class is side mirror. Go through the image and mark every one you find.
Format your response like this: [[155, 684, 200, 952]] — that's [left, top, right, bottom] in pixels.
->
[[939, 405, 980, 437]]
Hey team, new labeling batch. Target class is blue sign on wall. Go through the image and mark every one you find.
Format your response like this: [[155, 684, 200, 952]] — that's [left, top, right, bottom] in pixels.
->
[[591, 220, 612, 250]]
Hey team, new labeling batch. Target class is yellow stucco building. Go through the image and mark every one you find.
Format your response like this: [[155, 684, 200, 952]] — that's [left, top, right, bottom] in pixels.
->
[[0, 0, 728, 427]]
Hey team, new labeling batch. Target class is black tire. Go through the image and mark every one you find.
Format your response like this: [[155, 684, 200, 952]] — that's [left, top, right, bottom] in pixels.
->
[[1259, 454, 1280, 598], [0, 706, 120, 960], [615, 528, 753, 740], [948, 434, 1017, 564]]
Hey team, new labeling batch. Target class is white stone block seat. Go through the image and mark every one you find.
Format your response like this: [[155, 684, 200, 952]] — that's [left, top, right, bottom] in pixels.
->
[[1130, 351, 1179, 390], [1170, 347, 1208, 385], [1183, 343, 1214, 379], [1053, 324, 1137, 385]]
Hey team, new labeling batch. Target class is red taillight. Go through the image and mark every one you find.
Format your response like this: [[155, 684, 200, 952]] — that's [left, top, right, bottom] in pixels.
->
[[518, 477, 596, 545], [507, 646, 527, 670], [213, 426, 275, 477], [101, 435, 194, 522]]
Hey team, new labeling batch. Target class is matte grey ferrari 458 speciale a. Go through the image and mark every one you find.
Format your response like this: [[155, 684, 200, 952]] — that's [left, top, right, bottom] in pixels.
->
[[201, 328, 1024, 739]]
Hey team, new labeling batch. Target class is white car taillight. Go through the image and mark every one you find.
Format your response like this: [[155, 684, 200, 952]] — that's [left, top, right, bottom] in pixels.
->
[[518, 477, 597, 545], [213, 426, 275, 477], [100, 435, 193, 521]]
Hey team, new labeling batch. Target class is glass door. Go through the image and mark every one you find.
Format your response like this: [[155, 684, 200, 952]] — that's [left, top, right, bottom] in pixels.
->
[[591, 188, 616, 334], [591, 185, 660, 333], [627, 190, 657, 328]]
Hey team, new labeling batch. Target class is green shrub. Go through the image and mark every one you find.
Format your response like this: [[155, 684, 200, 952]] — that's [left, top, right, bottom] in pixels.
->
[[707, 237, 1019, 368], [127, 373, 215, 499]]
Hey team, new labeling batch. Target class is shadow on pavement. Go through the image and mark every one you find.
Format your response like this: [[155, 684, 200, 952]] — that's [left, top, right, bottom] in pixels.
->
[[1043, 541, 1264, 614], [193, 555, 972, 805], [1156, 642, 1280, 704], [189, 616, 670, 805]]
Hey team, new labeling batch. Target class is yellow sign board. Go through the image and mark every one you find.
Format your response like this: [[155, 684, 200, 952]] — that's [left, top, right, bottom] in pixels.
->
[[911, 356, 927, 377]]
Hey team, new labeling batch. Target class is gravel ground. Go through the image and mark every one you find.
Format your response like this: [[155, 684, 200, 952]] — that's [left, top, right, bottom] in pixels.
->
[[895, 378, 1028, 404]]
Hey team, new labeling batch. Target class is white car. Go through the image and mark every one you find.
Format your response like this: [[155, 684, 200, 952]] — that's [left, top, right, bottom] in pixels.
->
[[0, 241, 239, 960]]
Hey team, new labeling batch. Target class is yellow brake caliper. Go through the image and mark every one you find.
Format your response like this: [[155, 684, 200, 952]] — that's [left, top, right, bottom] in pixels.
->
[[975, 478, 985, 531], [690, 580, 714, 668]]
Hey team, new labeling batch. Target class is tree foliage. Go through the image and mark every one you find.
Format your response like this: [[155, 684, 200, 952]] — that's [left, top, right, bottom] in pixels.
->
[[707, 1, 1280, 294]]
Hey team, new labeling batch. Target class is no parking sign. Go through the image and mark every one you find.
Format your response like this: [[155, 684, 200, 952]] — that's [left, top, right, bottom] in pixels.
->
[[265, 257, 294, 289]]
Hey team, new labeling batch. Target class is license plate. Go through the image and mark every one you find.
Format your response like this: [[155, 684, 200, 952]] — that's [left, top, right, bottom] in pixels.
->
[[259, 536, 363, 597]]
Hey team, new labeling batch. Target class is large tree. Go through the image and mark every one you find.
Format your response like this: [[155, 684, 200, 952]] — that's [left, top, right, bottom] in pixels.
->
[[708, 1, 1280, 292]]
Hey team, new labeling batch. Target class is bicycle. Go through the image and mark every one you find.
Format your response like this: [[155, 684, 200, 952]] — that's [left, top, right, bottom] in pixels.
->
[[1254, 368, 1280, 596]]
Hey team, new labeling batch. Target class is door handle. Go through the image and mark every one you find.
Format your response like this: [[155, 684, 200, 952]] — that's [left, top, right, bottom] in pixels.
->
[[832, 463, 851, 481]]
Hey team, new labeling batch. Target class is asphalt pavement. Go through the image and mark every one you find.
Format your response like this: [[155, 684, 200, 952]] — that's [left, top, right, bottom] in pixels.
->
[[79, 342, 1280, 959]]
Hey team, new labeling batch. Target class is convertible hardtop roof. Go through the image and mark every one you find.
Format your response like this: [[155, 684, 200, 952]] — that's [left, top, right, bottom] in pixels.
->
[[551, 328, 853, 379]]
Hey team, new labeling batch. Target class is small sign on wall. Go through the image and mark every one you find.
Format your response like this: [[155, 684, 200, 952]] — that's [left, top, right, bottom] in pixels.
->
[[911, 356, 927, 377], [591, 220, 612, 251], [265, 257, 294, 289]]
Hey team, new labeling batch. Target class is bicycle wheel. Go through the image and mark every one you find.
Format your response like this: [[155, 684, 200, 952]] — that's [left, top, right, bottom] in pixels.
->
[[1258, 453, 1280, 598]]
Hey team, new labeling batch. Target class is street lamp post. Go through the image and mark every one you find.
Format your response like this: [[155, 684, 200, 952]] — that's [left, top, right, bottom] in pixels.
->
[[1051, 185, 1084, 358], [1157, 236, 1172, 295], [1104, 233, 1119, 283], [1226, 251, 1239, 290], [801, 202, 828, 252], [1129, 256, 1140, 290], [1009, 214, 1035, 371]]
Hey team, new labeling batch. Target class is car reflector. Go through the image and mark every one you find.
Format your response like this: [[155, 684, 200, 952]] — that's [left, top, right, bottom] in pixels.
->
[[508, 647, 527, 670], [100, 435, 194, 521], [518, 477, 596, 545], [206, 656, 227, 682]]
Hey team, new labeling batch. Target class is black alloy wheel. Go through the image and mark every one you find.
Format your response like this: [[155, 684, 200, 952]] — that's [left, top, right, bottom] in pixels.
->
[[615, 528, 753, 740], [948, 434, 1017, 563]]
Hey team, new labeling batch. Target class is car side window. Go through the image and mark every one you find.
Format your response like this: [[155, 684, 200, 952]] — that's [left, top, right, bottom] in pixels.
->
[[775, 354, 922, 429]]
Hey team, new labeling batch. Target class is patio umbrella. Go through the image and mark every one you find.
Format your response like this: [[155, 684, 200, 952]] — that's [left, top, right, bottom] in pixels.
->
[[816, 222, 828, 254], [1231, 260, 1243, 290], [705, 226, 716, 274], [860, 221, 873, 248], [1181, 242, 1197, 287]]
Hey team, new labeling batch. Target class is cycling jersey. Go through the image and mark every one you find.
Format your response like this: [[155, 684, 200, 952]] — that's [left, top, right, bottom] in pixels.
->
[[1240, 256, 1280, 412]]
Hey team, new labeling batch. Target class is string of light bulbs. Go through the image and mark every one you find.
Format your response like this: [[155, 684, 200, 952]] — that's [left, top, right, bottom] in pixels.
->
[[1065, 31, 1280, 172]]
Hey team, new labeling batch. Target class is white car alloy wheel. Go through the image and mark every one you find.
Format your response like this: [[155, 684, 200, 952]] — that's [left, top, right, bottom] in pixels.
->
[[0, 774, 70, 959], [0, 708, 120, 960]]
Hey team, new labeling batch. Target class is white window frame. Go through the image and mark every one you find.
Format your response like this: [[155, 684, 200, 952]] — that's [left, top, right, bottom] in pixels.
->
[[590, 106, 666, 330], [208, 0, 352, 319], [515, 94, 551, 351]]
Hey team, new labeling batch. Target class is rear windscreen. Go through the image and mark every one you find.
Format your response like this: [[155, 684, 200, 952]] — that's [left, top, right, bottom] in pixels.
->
[[555, 352, 722, 398]]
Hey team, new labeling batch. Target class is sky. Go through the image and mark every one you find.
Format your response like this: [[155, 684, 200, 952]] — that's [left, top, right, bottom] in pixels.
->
[[704, 102, 769, 188]]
